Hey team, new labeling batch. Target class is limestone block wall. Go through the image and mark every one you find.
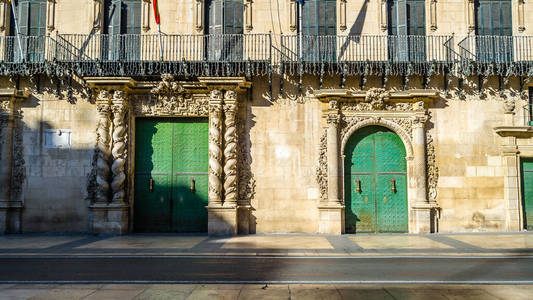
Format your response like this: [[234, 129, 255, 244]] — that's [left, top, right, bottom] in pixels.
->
[[247, 77, 322, 233], [14, 79, 95, 232]]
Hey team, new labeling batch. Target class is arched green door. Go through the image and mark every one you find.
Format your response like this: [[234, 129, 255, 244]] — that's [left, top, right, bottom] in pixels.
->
[[344, 126, 408, 233]]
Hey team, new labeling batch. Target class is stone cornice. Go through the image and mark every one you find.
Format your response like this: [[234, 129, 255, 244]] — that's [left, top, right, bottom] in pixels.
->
[[494, 126, 533, 138], [314, 89, 438, 103], [0, 88, 30, 100]]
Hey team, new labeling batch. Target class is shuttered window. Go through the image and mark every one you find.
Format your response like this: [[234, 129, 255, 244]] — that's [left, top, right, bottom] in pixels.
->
[[301, 0, 336, 36], [388, 0, 425, 36], [103, 0, 141, 60], [104, 0, 141, 35], [388, 0, 426, 62], [206, 0, 244, 35], [475, 0, 512, 36], [15, 0, 46, 36], [205, 0, 244, 60]]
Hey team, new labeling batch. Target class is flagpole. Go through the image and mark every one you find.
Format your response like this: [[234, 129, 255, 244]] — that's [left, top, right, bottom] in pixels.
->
[[158, 23, 163, 61], [9, 0, 25, 62], [298, 0, 302, 61]]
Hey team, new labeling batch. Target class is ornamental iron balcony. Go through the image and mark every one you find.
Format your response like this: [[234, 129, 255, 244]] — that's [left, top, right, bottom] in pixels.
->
[[277, 35, 456, 76], [54, 34, 271, 77], [0, 34, 533, 78]]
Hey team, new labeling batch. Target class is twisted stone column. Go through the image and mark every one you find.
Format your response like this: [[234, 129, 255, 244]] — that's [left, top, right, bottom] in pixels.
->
[[110, 90, 128, 204], [95, 90, 111, 203], [223, 90, 238, 207], [208, 89, 223, 206]]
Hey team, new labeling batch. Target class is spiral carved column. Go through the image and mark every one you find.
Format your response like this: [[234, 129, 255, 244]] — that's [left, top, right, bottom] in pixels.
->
[[110, 90, 128, 204], [95, 90, 111, 204], [208, 89, 223, 206], [223, 91, 238, 207]]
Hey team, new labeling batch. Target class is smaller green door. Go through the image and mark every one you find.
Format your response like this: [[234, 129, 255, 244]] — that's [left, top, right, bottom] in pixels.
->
[[345, 126, 408, 233], [521, 159, 533, 230]]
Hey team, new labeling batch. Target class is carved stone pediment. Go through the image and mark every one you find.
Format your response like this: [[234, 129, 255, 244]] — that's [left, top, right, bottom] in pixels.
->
[[134, 74, 209, 117]]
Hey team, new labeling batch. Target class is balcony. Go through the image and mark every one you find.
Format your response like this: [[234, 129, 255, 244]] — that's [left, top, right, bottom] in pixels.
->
[[458, 35, 533, 76], [278, 35, 456, 76], [0, 34, 532, 78], [54, 34, 271, 77]]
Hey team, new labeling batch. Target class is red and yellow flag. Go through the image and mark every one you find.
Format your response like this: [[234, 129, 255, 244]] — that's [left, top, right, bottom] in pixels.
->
[[153, 0, 161, 25]]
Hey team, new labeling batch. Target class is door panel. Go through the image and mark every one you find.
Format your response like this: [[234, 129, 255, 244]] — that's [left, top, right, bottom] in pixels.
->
[[521, 159, 533, 230], [345, 126, 408, 233], [135, 118, 209, 232], [171, 119, 209, 232], [134, 119, 173, 232]]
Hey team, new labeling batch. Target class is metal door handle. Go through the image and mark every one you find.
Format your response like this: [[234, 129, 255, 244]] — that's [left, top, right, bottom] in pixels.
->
[[190, 178, 196, 193], [149, 178, 153, 192], [356, 179, 361, 193], [390, 178, 396, 193]]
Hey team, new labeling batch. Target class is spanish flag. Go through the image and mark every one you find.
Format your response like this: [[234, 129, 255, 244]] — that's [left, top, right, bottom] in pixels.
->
[[153, 0, 161, 25]]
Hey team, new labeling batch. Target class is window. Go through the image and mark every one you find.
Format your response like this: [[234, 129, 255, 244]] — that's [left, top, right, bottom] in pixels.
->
[[103, 0, 141, 60], [475, 0, 512, 63], [301, 0, 336, 62], [205, 0, 244, 60], [8, 0, 47, 62], [388, 0, 426, 62]]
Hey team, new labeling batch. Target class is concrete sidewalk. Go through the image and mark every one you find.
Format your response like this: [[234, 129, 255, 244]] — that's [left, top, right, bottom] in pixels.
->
[[0, 232, 532, 257], [1, 283, 533, 300]]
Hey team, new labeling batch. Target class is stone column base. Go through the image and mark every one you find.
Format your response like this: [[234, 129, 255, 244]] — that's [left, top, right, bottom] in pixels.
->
[[207, 205, 238, 236], [318, 205, 345, 234], [90, 203, 129, 235], [237, 205, 251, 234], [0, 201, 23, 234], [411, 203, 439, 233]]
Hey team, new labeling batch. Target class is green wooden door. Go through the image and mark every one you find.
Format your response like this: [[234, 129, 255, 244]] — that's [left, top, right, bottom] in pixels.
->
[[521, 159, 533, 230], [134, 118, 209, 232], [345, 126, 408, 233]]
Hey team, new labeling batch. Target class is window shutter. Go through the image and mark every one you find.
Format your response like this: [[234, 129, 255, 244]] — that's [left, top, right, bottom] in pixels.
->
[[208, 0, 223, 35], [18, 1, 30, 35], [500, 1, 512, 36], [29, 1, 46, 36], [408, 0, 425, 36], [396, 0, 407, 36], [325, 0, 336, 36], [224, 0, 243, 34], [109, 0, 122, 35], [124, 0, 141, 34]]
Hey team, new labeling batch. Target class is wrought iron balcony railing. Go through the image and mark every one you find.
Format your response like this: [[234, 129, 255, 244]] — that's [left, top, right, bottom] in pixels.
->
[[458, 35, 533, 76], [1, 34, 533, 78], [278, 35, 456, 76], [54, 34, 271, 77]]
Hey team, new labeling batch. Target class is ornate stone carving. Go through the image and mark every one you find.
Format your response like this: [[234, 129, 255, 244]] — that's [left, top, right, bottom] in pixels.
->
[[365, 88, 390, 110], [146, 74, 208, 116], [316, 130, 328, 201], [326, 114, 340, 125], [0, 100, 9, 112], [208, 90, 223, 205], [110, 91, 128, 203], [341, 100, 423, 112], [426, 134, 439, 202], [11, 113, 25, 198], [503, 98, 516, 114], [95, 90, 111, 203], [237, 114, 255, 205], [223, 91, 238, 206]]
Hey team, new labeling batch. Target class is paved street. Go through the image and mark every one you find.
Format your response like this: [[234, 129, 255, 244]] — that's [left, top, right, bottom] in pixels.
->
[[1, 233, 533, 298], [1, 256, 533, 284]]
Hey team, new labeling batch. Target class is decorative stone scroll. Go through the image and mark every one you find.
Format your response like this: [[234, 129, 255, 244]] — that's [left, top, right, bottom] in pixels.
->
[[426, 134, 439, 202], [430, 0, 437, 31], [316, 130, 328, 201]]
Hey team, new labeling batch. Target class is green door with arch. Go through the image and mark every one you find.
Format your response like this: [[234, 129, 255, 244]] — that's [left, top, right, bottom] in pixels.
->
[[344, 126, 408, 233], [134, 118, 209, 232]]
